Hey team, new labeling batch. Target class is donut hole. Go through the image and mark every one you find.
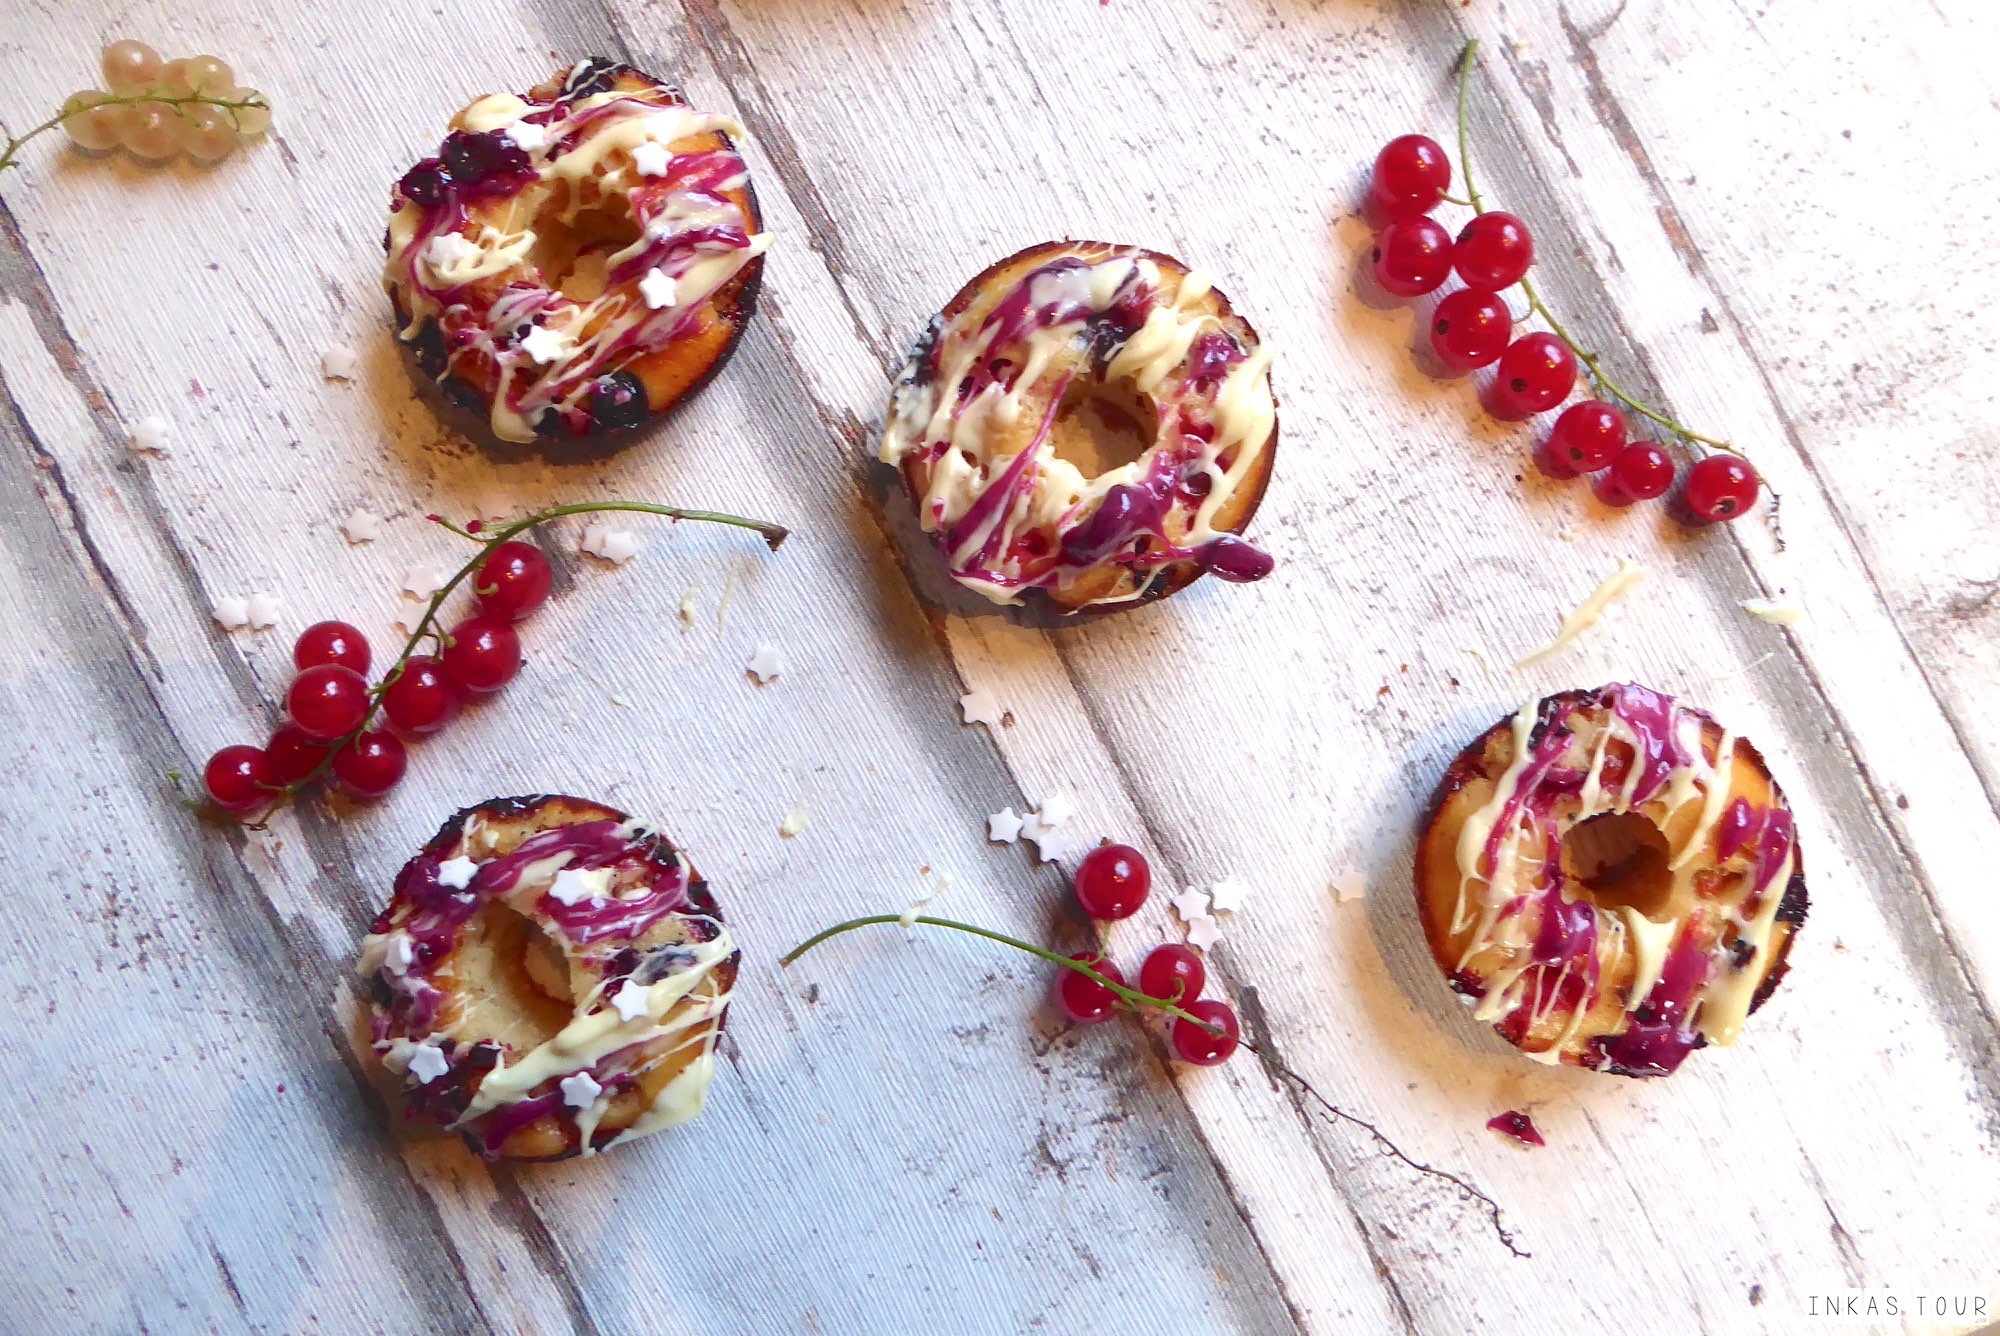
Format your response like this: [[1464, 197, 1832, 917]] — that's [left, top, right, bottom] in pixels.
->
[[526, 197, 644, 303], [457, 900, 576, 1052], [1049, 375, 1156, 478], [1561, 811, 1676, 921]]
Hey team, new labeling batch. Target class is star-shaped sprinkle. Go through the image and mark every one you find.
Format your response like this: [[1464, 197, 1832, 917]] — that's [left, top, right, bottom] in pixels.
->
[[408, 1043, 449, 1084], [1331, 872, 1367, 903], [321, 344, 359, 380], [131, 415, 171, 454], [1208, 877, 1251, 915], [1185, 914, 1222, 951], [638, 267, 677, 310], [549, 867, 611, 906], [779, 805, 809, 839], [394, 603, 426, 636], [631, 142, 670, 177], [578, 524, 640, 564], [504, 121, 550, 151], [211, 597, 249, 631], [987, 806, 1023, 844], [747, 643, 784, 684], [1037, 792, 1077, 827], [424, 232, 479, 277], [559, 1071, 603, 1108], [436, 857, 479, 890], [959, 687, 1005, 728], [610, 980, 652, 1022], [402, 565, 446, 599], [244, 594, 279, 630], [1171, 887, 1211, 922], [383, 934, 416, 975], [1020, 812, 1082, 863], [341, 508, 380, 544], [519, 323, 568, 365]]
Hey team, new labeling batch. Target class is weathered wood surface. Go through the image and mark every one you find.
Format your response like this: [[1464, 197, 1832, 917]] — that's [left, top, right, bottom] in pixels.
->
[[2, 0, 1996, 1331]]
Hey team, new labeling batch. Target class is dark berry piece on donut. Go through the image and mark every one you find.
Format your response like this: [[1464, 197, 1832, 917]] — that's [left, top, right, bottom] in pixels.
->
[[358, 795, 740, 1160], [384, 63, 766, 454]]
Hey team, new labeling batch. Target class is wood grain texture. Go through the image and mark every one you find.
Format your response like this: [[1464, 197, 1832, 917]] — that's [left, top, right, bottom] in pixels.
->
[[0, 0, 1995, 1331]]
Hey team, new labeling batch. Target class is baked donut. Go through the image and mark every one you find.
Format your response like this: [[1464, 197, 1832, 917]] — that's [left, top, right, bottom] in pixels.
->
[[1414, 684, 1806, 1077], [384, 58, 766, 448], [880, 241, 1278, 613], [359, 795, 739, 1159]]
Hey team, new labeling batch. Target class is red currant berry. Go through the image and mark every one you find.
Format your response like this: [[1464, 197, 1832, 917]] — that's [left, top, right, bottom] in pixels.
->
[[292, 620, 371, 675], [475, 541, 553, 622], [1055, 953, 1126, 1026], [440, 618, 522, 694], [1137, 943, 1207, 1006], [1073, 843, 1151, 921], [1453, 211, 1535, 290], [1487, 332, 1578, 418], [1368, 134, 1450, 218], [1535, 400, 1627, 479], [1681, 454, 1760, 522], [379, 655, 459, 734], [1594, 442, 1677, 506], [287, 663, 371, 741], [262, 722, 332, 786], [1429, 289, 1513, 371], [1370, 216, 1453, 298], [203, 744, 268, 816], [331, 730, 407, 800], [1170, 999, 1241, 1066]]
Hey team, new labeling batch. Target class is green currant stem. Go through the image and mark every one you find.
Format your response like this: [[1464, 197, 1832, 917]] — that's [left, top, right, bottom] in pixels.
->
[[784, 910, 1531, 1258], [1453, 40, 1736, 458], [783, 913, 1226, 1035], [240, 500, 786, 825], [0, 90, 272, 173]]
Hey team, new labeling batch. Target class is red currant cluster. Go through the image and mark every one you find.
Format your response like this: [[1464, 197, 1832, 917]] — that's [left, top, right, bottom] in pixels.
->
[[1364, 50, 1763, 526], [1057, 843, 1241, 1065], [197, 501, 788, 823], [202, 539, 550, 817]]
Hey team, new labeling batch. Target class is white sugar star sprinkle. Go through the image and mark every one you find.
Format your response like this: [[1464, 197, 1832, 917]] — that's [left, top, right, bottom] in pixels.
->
[[560, 1071, 603, 1108], [504, 121, 550, 151], [436, 857, 479, 890], [631, 142, 670, 177], [1742, 596, 1807, 626], [747, 643, 784, 684], [578, 524, 641, 564], [131, 415, 171, 454], [1021, 813, 1082, 863], [987, 806, 1023, 844], [321, 344, 359, 380], [610, 980, 652, 1022], [1331, 872, 1367, 903], [1037, 792, 1077, 827], [779, 805, 809, 839], [1171, 887, 1211, 922], [638, 267, 678, 310], [341, 508, 381, 544], [395, 603, 426, 636], [211, 597, 249, 631], [424, 232, 479, 279], [519, 323, 568, 365], [243, 594, 279, 630], [959, 687, 1005, 728], [408, 1043, 449, 1085], [549, 867, 612, 906], [401, 564, 446, 599], [1208, 877, 1251, 915], [383, 934, 416, 975], [1186, 914, 1222, 951]]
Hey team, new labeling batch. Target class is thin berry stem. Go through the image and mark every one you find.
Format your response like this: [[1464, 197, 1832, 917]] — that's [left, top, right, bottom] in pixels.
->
[[240, 500, 786, 825], [784, 912, 1530, 1258], [0, 90, 271, 173], [1453, 40, 1736, 457]]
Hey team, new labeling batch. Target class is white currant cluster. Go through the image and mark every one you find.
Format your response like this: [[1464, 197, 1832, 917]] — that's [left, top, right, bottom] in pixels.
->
[[59, 40, 270, 163]]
